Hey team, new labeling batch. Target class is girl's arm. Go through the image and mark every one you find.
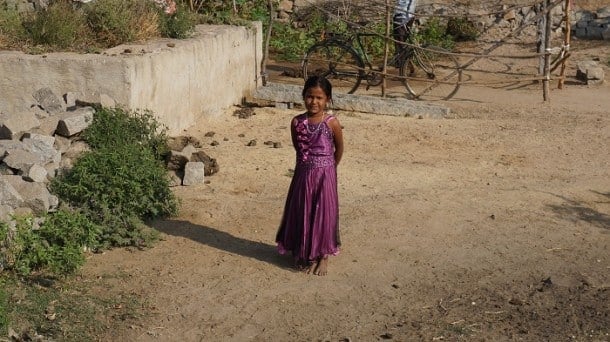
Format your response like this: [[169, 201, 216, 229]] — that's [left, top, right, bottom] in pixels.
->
[[290, 117, 298, 151], [329, 117, 344, 165]]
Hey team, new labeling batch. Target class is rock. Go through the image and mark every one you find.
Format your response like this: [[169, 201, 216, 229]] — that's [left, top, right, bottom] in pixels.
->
[[0, 177, 24, 208], [576, 60, 605, 85], [56, 107, 95, 137], [33, 87, 65, 114], [182, 161, 205, 186], [190, 150, 219, 176], [22, 164, 48, 183], [0, 110, 41, 140]]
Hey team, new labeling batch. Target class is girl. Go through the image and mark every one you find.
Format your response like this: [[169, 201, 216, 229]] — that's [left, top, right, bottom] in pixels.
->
[[276, 75, 344, 276]]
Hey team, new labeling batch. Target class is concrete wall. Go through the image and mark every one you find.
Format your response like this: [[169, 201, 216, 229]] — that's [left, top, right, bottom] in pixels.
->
[[0, 23, 263, 135]]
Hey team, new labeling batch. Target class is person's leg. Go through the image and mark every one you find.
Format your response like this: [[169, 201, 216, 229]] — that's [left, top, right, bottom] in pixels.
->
[[313, 256, 329, 276]]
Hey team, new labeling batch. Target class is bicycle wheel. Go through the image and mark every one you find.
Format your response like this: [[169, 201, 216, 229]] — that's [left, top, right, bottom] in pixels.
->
[[302, 41, 364, 94], [400, 45, 461, 101]]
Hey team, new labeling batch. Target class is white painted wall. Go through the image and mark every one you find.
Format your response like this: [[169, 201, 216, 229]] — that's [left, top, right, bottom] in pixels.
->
[[0, 23, 263, 135]]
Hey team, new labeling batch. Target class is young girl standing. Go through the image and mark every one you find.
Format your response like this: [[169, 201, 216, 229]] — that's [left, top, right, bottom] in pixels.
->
[[276, 75, 344, 276]]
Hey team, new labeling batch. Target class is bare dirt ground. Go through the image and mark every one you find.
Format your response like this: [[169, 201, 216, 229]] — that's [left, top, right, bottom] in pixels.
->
[[81, 38, 609, 341]]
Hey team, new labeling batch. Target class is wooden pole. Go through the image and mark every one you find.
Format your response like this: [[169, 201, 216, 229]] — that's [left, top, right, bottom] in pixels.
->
[[382, 0, 391, 97], [543, 0, 552, 101], [558, 0, 571, 89], [537, 1, 546, 76], [261, 0, 273, 86]]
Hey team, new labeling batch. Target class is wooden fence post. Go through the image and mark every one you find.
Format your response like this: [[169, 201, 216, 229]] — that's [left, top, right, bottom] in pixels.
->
[[543, 0, 552, 101]]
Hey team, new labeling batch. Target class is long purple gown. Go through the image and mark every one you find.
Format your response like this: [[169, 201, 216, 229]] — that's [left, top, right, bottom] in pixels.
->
[[276, 113, 340, 261]]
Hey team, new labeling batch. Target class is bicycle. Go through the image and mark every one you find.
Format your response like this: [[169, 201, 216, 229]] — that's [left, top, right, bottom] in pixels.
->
[[301, 23, 462, 101]]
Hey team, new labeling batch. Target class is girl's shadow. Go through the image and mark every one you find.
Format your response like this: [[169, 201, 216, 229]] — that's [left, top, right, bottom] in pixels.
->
[[150, 219, 293, 269]]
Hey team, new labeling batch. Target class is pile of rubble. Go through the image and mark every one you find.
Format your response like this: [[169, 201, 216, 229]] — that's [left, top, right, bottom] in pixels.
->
[[0, 88, 216, 224]]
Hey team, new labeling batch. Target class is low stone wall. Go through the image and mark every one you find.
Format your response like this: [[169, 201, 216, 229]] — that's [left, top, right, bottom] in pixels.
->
[[0, 23, 263, 135]]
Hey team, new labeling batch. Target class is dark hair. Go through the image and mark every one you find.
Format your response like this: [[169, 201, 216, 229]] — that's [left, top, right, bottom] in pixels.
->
[[302, 75, 332, 100]]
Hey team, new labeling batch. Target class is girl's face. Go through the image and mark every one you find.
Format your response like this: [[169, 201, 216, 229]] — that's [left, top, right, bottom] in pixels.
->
[[303, 86, 330, 116]]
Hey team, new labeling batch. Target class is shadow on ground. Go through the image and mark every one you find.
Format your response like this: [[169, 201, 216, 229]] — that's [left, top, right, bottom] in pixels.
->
[[150, 219, 292, 269], [547, 191, 610, 230]]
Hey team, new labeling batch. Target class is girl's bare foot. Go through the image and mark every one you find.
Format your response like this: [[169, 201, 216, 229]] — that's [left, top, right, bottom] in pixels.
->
[[313, 257, 328, 276], [295, 259, 315, 273]]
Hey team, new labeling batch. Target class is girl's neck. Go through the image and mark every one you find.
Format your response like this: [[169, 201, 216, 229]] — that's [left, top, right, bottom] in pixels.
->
[[307, 111, 325, 119]]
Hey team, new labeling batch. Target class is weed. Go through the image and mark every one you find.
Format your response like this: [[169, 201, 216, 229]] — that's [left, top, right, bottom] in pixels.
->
[[24, 0, 91, 50], [50, 106, 178, 248], [0, 211, 98, 276], [84, 0, 147, 47], [414, 18, 455, 50], [158, 1, 196, 39], [83, 107, 169, 159], [0, 3, 28, 49], [0, 277, 7, 336], [446, 17, 479, 41], [1, 273, 147, 340]]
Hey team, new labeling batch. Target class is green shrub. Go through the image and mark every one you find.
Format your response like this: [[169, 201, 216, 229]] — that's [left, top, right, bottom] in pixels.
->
[[414, 17, 455, 50], [446, 17, 479, 41], [0, 211, 98, 276], [158, 1, 196, 39], [0, 277, 6, 336], [0, 4, 27, 48], [51, 107, 178, 248], [270, 22, 317, 61], [84, 0, 145, 47], [83, 107, 169, 159], [25, 0, 91, 50]]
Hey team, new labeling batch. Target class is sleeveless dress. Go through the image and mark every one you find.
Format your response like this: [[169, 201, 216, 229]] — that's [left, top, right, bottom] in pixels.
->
[[276, 113, 340, 262]]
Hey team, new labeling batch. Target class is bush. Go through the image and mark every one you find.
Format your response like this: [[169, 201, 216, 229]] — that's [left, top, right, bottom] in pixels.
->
[[158, 1, 197, 39], [50, 107, 178, 248], [0, 0, 198, 52], [85, 0, 156, 47], [0, 211, 99, 276], [446, 17, 479, 41], [0, 4, 28, 49], [25, 0, 91, 50], [415, 17, 455, 50], [83, 107, 169, 159]]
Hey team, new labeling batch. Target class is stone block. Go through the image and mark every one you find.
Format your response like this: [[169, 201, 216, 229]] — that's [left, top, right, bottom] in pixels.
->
[[31, 115, 60, 136], [5, 176, 54, 214], [182, 162, 205, 186], [0, 204, 14, 223], [0, 176, 23, 207], [3, 149, 42, 171], [576, 60, 605, 85], [22, 164, 48, 183], [22, 136, 60, 164], [64, 92, 80, 109], [33, 87, 65, 114], [56, 107, 95, 137], [0, 111, 41, 140]]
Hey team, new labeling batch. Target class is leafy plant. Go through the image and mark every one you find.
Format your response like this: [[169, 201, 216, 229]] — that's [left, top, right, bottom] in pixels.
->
[[0, 3, 28, 49], [83, 106, 169, 159], [446, 17, 479, 41], [414, 17, 455, 50], [84, 0, 152, 47], [25, 0, 91, 50], [0, 211, 98, 276], [51, 106, 178, 248], [0, 276, 7, 336], [158, 1, 196, 39]]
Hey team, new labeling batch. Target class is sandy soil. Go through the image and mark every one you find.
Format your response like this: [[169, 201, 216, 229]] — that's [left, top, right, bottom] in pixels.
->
[[81, 38, 610, 341]]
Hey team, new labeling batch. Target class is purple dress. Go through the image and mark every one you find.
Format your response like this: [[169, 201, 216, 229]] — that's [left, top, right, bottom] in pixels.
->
[[276, 113, 340, 261]]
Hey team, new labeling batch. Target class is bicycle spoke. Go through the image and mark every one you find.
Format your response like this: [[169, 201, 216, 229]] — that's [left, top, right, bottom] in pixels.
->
[[401, 46, 461, 101], [302, 42, 364, 94]]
